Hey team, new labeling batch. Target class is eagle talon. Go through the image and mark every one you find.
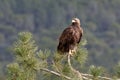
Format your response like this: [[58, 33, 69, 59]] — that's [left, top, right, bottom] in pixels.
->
[[69, 50, 76, 56]]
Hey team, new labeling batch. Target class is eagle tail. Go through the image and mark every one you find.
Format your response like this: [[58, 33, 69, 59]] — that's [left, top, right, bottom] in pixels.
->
[[57, 42, 69, 54]]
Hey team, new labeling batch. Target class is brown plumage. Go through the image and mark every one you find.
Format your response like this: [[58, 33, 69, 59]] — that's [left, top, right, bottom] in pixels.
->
[[57, 18, 83, 55]]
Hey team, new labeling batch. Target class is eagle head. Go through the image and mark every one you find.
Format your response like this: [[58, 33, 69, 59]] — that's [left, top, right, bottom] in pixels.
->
[[72, 18, 80, 25]]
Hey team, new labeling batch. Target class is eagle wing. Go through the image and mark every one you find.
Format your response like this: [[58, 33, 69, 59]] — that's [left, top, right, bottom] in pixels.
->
[[57, 26, 82, 53], [59, 27, 76, 43]]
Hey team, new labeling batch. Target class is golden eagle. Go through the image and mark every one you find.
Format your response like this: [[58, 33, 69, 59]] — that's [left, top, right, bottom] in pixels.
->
[[57, 18, 83, 55]]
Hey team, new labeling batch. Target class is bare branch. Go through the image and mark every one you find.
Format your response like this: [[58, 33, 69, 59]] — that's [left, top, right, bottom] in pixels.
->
[[40, 53, 113, 80], [40, 68, 71, 80], [81, 73, 113, 80], [52, 60, 61, 73], [67, 54, 83, 80], [67, 53, 113, 80]]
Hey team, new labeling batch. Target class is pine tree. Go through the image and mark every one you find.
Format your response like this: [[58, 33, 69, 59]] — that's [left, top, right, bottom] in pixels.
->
[[7, 32, 40, 80], [7, 32, 116, 80]]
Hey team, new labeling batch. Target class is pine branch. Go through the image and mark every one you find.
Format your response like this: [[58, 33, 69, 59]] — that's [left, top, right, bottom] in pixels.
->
[[40, 62, 113, 80], [67, 53, 113, 80], [40, 68, 71, 80], [41, 68, 113, 80], [40, 50, 113, 80], [81, 73, 112, 80], [52, 60, 61, 73], [40, 68, 88, 80], [67, 53, 82, 80]]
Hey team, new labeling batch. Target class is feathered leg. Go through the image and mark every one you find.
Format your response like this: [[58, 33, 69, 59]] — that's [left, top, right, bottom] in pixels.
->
[[69, 46, 77, 56]]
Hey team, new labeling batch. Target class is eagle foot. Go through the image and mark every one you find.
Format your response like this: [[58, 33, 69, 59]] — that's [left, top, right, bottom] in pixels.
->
[[69, 50, 76, 56]]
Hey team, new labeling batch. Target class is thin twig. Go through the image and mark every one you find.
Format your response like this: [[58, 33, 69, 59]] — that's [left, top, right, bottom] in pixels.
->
[[52, 60, 60, 73], [52, 60, 66, 79]]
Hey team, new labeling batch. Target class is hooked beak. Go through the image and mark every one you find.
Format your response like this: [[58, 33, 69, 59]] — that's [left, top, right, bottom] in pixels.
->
[[72, 19, 76, 23]]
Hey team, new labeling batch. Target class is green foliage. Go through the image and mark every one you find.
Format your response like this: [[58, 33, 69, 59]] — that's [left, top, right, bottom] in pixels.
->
[[7, 32, 120, 80], [89, 65, 104, 79], [7, 32, 39, 80], [38, 49, 50, 61], [0, 0, 120, 75], [115, 62, 120, 78], [7, 32, 89, 80], [74, 39, 88, 65], [53, 52, 65, 62], [7, 63, 22, 80], [1, 0, 120, 79], [37, 49, 50, 68]]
